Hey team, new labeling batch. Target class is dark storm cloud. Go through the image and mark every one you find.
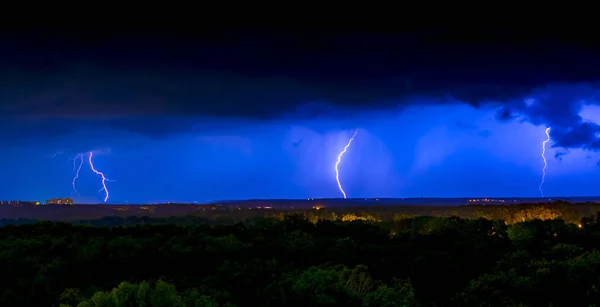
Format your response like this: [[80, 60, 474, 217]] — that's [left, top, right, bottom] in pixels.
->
[[495, 107, 516, 121], [3, 31, 600, 147], [555, 151, 567, 161], [497, 84, 600, 151]]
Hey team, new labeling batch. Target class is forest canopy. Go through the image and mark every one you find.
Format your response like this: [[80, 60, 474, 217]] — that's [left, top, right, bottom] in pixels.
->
[[1, 204, 600, 306]]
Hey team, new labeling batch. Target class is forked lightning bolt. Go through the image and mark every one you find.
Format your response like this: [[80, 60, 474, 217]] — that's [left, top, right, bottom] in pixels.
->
[[539, 127, 551, 198], [70, 151, 113, 202], [335, 129, 358, 199]]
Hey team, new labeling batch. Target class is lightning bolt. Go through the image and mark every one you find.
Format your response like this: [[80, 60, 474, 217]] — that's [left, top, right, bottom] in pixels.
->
[[539, 127, 551, 198], [67, 151, 113, 203], [71, 153, 84, 195], [88, 151, 111, 203], [335, 129, 358, 199]]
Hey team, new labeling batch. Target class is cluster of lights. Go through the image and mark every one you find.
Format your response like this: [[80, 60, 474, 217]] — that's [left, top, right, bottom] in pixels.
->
[[0, 200, 39, 206], [467, 199, 513, 203]]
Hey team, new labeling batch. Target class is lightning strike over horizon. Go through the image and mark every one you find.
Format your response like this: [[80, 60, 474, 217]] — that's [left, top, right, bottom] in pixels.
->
[[335, 129, 358, 199], [88, 151, 111, 203], [539, 127, 551, 198], [71, 153, 84, 195], [65, 151, 113, 202]]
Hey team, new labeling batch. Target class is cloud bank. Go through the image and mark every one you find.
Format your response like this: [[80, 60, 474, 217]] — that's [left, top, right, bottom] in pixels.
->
[[2, 32, 600, 153]]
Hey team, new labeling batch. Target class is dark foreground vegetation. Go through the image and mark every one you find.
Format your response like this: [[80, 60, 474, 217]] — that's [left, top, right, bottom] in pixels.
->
[[3, 204, 600, 306]]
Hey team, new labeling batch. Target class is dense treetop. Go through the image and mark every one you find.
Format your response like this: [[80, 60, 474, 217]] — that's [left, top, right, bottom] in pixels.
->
[[1, 205, 600, 306]]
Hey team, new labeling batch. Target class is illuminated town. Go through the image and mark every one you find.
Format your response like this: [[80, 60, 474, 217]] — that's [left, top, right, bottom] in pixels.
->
[[45, 198, 74, 205]]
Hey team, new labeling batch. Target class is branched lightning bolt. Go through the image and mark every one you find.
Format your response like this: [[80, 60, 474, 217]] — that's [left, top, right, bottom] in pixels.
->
[[335, 129, 358, 199], [88, 151, 111, 203], [68, 151, 113, 202], [539, 127, 551, 198], [71, 153, 84, 195]]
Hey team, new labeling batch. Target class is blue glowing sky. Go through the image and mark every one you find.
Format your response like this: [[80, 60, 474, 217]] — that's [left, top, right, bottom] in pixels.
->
[[2, 31, 600, 203]]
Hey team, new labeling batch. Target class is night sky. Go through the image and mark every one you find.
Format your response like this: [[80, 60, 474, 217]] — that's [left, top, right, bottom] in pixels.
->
[[3, 29, 600, 203]]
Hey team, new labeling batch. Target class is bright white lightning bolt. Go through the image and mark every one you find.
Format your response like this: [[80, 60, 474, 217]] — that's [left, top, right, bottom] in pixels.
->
[[69, 151, 114, 203], [335, 129, 358, 199], [539, 127, 551, 198], [88, 152, 111, 203]]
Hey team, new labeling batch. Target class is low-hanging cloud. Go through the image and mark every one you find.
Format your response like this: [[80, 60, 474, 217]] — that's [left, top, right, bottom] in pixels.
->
[[496, 83, 600, 151]]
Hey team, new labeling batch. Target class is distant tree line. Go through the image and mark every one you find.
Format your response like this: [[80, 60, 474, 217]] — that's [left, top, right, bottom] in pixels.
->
[[1, 201, 598, 227]]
